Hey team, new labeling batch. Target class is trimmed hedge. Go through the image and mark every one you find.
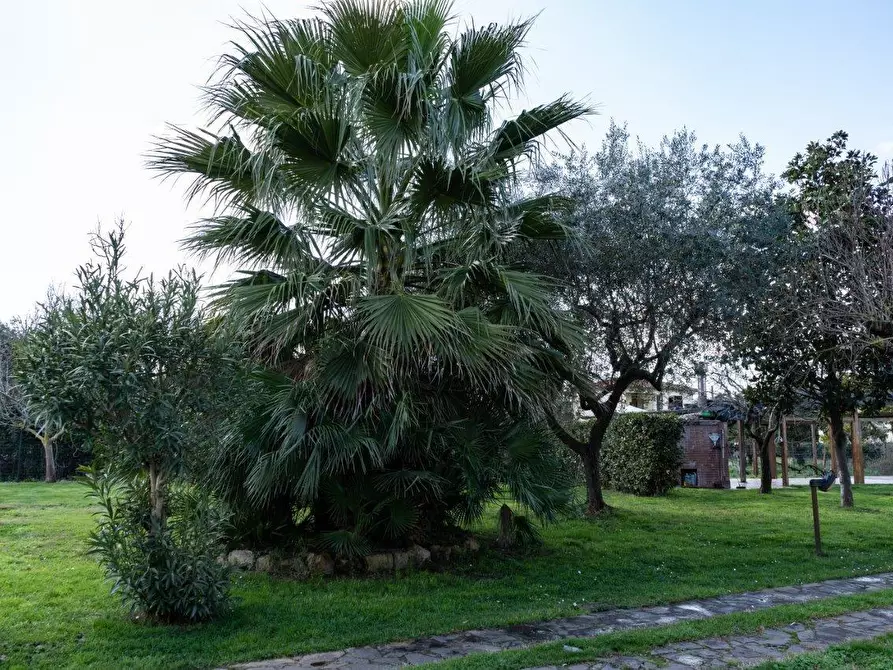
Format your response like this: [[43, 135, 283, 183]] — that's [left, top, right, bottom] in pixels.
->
[[602, 413, 684, 496]]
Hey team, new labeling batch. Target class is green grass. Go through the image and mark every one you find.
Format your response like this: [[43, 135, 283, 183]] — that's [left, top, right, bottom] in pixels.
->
[[758, 634, 893, 668], [3, 482, 893, 669], [427, 590, 893, 670]]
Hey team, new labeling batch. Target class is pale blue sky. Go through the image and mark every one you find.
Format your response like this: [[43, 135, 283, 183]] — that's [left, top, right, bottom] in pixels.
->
[[1, 0, 890, 320]]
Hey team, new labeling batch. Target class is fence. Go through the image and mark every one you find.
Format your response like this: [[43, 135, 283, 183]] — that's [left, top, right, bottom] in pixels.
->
[[727, 419, 893, 482]]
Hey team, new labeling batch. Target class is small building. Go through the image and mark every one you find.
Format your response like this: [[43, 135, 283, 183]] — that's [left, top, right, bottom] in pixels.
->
[[626, 381, 700, 411], [680, 419, 730, 489], [578, 380, 700, 418]]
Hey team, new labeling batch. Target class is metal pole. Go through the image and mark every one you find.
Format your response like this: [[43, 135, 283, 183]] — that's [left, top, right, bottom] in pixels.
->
[[811, 485, 823, 556]]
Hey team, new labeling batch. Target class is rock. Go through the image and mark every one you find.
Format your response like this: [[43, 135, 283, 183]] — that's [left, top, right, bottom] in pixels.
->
[[430, 545, 452, 561], [409, 544, 431, 566], [393, 551, 411, 570], [364, 552, 395, 573], [283, 556, 310, 579], [306, 552, 335, 576], [227, 549, 255, 570], [464, 537, 481, 552], [255, 554, 273, 572], [216, 553, 227, 566], [562, 645, 583, 653]]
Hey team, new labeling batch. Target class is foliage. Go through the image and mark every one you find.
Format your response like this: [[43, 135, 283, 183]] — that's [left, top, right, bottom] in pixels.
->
[[148, 0, 589, 551], [529, 122, 786, 513], [601, 413, 683, 496], [729, 131, 893, 507], [0, 317, 72, 482], [15, 225, 241, 621], [7, 482, 893, 668], [83, 468, 231, 623]]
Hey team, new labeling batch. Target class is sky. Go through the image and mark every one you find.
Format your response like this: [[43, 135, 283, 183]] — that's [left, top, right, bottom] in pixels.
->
[[1, 0, 891, 321]]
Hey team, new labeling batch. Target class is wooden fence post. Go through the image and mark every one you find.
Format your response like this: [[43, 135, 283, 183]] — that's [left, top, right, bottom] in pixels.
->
[[810, 423, 818, 468], [752, 436, 759, 478], [829, 422, 837, 473], [852, 410, 865, 485], [780, 416, 790, 486]]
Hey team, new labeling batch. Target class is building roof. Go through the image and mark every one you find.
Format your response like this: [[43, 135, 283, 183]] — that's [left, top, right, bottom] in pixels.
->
[[594, 379, 697, 395]]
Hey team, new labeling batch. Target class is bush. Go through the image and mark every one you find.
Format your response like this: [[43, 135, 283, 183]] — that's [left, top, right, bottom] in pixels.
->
[[602, 414, 683, 496], [84, 468, 231, 622]]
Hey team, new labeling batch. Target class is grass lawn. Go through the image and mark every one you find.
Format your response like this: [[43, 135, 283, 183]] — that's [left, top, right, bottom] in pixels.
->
[[3, 482, 893, 669]]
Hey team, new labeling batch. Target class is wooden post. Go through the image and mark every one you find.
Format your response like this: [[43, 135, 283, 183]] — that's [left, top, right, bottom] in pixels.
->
[[752, 436, 759, 478], [810, 423, 818, 468], [781, 416, 790, 487], [769, 435, 778, 479], [737, 420, 746, 483], [852, 410, 865, 485], [829, 422, 837, 472], [811, 484, 824, 556]]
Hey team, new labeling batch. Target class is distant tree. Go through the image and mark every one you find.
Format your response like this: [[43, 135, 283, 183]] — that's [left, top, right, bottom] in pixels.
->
[[529, 123, 786, 515], [730, 132, 893, 508], [1, 316, 67, 482], [707, 368, 794, 493]]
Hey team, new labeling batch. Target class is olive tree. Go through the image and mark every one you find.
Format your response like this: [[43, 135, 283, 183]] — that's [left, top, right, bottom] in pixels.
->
[[529, 122, 786, 514]]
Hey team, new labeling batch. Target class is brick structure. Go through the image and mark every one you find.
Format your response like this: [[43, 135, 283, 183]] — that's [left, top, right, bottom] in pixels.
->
[[679, 419, 730, 489]]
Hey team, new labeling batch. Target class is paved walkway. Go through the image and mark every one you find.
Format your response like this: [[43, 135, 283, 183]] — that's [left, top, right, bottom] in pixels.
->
[[547, 606, 893, 668], [738, 476, 893, 489], [225, 573, 893, 669]]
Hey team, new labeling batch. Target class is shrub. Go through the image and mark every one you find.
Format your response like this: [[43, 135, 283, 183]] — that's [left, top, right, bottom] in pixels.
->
[[602, 414, 683, 496], [84, 468, 231, 622]]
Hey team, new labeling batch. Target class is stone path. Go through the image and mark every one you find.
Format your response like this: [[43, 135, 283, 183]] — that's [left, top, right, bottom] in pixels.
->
[[540, 606, 893, 668], [224, 573, 893, 670]]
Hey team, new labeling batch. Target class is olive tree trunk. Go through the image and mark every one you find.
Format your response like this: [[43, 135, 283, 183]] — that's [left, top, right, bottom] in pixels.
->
[[581, 419, 610, 516], [828, 407, 854, 508]]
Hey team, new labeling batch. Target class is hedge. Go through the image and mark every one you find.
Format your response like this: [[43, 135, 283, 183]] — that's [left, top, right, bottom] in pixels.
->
[[602, 413, 684, 496]]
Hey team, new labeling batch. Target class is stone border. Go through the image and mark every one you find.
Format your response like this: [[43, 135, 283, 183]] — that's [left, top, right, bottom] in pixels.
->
[[223, 538, 481, 579], [221, 572, 893, 669]]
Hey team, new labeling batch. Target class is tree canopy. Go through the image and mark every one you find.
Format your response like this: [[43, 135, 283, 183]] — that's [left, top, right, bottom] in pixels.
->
[[728, 132, 893, 507], [525, 122, 787, 513]]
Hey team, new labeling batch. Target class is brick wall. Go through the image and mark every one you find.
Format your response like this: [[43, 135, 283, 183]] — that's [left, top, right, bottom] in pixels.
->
[[680, 420, 730, 489]]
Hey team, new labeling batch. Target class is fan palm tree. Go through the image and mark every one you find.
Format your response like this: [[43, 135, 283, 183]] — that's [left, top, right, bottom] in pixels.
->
[[150, 0, 590, 551]]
